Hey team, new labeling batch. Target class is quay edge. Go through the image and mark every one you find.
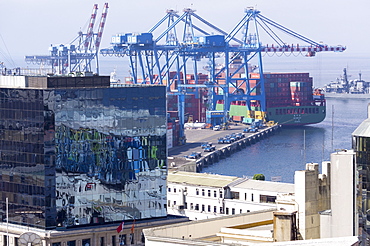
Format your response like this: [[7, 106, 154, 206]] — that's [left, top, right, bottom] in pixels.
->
[[167, 124, 282, 173]]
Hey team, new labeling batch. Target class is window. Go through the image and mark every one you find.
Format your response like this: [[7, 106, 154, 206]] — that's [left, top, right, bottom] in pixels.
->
[[174, 188, 176, 193], [185, 202, 188, 209], [251, 193, 254, 202], [195, 204, 199, 211], [112, 235, 116, 246], [168, 200, 170, 206], [100, 237, 104, 246], [168, 187, 171, 192], [67, 241, 76, 246], [208, 205, 211, 212], [202, 189, 205, 196], [245, 193, 247, 200], [260, 195, 277, 203], [232, 208, 235, 215], [219, 190, 223, 198], [214, 190, 217, 197], [196, 188, 199, 195], [226, 207, 229, 215], [141, 232, 145, 243], [52, 243, 61, 246], [220, 207, 223, 213], [202, 204, 205, 212], [214, 206, 217, 213], [190, 203, 194, 210], [208, 190, 211, 197], [130, 233, 134, 244], [174, 201, 176, 206], [82, 239, 90, 246], [119, 235, 126, 245], [231, 191, 239, 199]]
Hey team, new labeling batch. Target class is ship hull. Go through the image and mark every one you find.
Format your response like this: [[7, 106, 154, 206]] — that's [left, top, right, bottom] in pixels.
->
[[222, 104, 326, 126], [324, 93, 370, 99], [265, 105, 326, 125]]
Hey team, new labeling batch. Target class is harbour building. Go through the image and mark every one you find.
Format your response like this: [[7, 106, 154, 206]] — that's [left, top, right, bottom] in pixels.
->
[[0, 75, 186, 246]]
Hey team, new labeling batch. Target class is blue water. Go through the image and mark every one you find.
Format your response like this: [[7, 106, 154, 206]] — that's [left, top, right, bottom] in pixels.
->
[[201, 98, 370, 183]]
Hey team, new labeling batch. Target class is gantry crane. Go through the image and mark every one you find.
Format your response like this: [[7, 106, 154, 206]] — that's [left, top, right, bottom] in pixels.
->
[[101, 7, 345, 143], [25, 3, 109, 75]]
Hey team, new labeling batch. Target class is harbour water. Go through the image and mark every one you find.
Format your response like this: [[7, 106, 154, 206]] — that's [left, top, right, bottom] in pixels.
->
[[201, 97, 370, 183], [15, 53, 370, 183], [95, 55, 370, 183]]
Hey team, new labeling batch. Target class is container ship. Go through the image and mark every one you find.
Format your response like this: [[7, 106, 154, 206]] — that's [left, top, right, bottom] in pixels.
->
[[123, 71, 325, 126], [215, 72, 326, 126]]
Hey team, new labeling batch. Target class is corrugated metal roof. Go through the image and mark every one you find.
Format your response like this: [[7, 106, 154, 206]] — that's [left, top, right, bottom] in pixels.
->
[[352, 118, 370, 137], [167, 171, 240, 188], [231, 179, 294, 193]]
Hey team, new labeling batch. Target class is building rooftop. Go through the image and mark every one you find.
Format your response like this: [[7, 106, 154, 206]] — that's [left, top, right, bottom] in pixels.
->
[[353, 118, 370, 138], [230, 179, 294, 193], [144, 209, 359, 245], [352, 103, 370, 137], [168, 171, 240, 188]]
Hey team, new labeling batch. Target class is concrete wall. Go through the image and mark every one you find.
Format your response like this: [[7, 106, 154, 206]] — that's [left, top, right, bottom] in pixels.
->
[[294, 163, 322, 240], [321, 150, 356, 238], [0, 76, 47, 88], [0, 76, 26, 87]]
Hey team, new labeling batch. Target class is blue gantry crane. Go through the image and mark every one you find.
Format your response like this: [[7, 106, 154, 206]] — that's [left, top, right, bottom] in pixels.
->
[[101, 7, 345, 143], [25, 3, 109, 75]]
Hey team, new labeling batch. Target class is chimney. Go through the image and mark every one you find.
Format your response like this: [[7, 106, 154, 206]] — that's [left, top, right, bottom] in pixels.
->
[[273, 211, 298, 242]]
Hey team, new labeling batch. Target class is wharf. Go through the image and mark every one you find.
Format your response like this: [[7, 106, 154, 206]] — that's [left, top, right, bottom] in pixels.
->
[[168, 124, 282, 172]]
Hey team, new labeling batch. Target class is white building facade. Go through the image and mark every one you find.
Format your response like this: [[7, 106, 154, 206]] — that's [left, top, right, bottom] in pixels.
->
[[167, 171, 294, 220]]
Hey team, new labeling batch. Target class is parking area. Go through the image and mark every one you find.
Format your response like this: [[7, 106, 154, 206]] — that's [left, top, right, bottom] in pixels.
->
[[168, 123, 256, 158]]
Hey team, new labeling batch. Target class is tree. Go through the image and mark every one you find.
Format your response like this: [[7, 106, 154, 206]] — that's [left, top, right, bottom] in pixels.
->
[[253, 174, 265, 181]]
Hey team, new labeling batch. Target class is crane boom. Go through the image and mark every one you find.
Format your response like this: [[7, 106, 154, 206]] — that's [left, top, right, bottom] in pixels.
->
[[101, 7, 346, 135], [84, 4, 98, 53], [25, 3, 109, 75], [95, 2, 109, 50]]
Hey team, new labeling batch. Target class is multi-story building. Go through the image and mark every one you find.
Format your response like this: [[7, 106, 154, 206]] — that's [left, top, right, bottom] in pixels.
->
[[0, 75, 187, 246], [167, 171, 239, 220], [352, 105, 370, 242], [167, 171, 294, 220]]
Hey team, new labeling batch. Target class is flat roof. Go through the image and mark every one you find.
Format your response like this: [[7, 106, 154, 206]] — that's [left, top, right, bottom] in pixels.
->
[[230, 179, 294, 193], [168, 171, 240, 188]]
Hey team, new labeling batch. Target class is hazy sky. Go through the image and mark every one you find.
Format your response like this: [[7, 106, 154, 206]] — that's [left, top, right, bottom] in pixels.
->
[[1, 0, 370, 81]]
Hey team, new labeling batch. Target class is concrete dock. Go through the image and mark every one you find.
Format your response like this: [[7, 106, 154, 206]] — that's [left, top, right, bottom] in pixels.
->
[[168, 124, 282, 172]]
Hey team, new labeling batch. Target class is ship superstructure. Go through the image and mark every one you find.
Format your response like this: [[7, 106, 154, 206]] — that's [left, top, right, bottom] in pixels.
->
[[323, 68, 370, 95]]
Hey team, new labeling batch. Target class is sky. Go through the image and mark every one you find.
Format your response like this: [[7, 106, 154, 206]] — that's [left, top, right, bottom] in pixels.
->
[[1, 0, 370, 84]]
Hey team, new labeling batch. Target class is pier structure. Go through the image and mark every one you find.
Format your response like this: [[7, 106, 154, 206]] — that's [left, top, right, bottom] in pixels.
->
[[168, 124, 281, 172]]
